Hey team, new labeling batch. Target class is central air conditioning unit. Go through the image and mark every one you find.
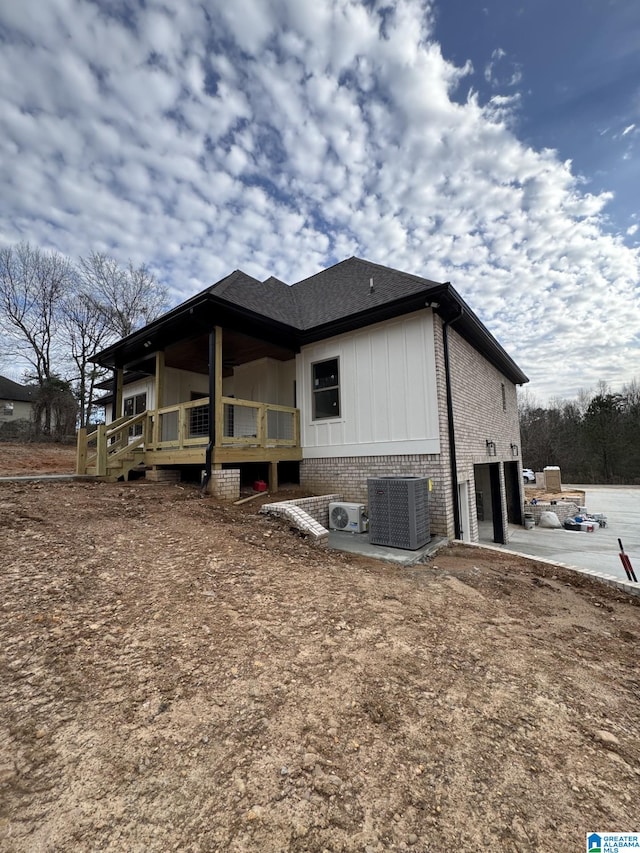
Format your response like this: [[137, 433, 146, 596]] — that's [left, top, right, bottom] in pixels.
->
[[329, 501, 367, 533], [367, 476, 430, 550]]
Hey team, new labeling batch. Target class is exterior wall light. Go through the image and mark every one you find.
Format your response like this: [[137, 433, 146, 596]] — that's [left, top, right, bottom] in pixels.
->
[[486, 439, 496, 457], [510, 443, 519, 457]]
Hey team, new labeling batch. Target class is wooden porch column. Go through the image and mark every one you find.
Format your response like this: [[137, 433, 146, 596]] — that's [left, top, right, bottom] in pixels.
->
[[214, 325, 223, 450], [113, 368, 123, 422], [269, 461, 279, 494], [153, 351, 165, 446], [205, 327, 224, 481], [213, 326, 224, 470]]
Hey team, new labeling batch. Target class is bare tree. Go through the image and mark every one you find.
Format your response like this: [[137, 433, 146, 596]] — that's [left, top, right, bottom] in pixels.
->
[[0, 242, 72, 382], [77, 252, 167, 338], [60, 289, 113, 428], [0, 242, 73, 432]]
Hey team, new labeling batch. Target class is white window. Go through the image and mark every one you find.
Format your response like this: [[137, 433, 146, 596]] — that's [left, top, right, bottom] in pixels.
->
[[312, 358, 340, 420], [3, 402, 14, 417]]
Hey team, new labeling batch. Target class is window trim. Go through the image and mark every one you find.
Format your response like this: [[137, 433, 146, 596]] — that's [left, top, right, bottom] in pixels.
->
[[311, 357, 341, 421], [123, 392, 147, 436]]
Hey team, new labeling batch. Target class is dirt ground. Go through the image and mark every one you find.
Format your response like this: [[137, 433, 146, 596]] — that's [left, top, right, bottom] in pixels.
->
[[0, 442, 77, 476], [1, 446, 639, 851]]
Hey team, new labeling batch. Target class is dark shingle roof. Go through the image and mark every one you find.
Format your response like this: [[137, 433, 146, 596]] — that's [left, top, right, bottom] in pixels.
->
[[93, 257, 528, 384], [0, 375, 34, 403], [209, 270, 302, 327], [205, 257, 441, 332], [290, 257, 441, 329]]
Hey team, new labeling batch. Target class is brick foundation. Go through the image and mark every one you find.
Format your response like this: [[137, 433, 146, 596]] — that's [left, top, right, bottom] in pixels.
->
[[300, 456, 450, 537], [145, 469, 180, 483], [206, 469, 240, 501]]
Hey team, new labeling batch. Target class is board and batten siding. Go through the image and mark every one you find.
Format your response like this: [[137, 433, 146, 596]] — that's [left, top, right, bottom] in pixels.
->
[[103, 377, 154, 425], [298, 310, 440, 458]]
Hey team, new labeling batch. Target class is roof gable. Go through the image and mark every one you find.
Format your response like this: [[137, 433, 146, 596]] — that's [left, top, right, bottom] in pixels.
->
[[210, 269, 302, 327]]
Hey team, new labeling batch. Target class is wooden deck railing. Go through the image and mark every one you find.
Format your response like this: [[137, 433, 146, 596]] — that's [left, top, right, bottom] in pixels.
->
[[76, 397, 300, 474], [154, 396, 299, 449]]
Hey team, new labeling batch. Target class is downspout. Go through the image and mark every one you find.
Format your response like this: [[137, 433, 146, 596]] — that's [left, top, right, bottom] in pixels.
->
[[441, 299, 464, 540], [201, 328, 216, 492]]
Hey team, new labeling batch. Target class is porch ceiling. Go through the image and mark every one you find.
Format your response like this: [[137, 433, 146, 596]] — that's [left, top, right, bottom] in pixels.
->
[[164, 330, 296, 376]]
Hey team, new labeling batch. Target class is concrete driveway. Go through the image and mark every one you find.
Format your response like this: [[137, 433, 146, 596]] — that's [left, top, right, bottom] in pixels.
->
[[504, 486, 640, 582]]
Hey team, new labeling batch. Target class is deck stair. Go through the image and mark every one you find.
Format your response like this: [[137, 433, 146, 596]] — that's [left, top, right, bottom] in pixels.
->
[[77, 412, 150, 481]]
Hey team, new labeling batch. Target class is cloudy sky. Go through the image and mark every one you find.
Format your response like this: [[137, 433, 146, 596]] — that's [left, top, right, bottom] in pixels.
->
[[1, 0, 639, 403]]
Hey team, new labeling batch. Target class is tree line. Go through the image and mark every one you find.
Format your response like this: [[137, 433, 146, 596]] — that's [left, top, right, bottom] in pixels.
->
[[519, 381, 640, 484], [0, 241, 167, 436]]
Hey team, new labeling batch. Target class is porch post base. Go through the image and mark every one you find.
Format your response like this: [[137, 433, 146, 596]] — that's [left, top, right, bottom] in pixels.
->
[[205, 468, 240, 501]]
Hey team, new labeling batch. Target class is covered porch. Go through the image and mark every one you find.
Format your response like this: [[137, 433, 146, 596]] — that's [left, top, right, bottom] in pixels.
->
[[76, 322, 302, 489]]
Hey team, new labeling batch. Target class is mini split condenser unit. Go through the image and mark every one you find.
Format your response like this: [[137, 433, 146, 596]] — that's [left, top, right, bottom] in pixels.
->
[[329, 502, 367, 533]]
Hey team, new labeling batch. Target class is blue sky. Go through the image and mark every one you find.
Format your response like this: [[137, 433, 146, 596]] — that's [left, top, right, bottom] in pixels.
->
[[436, 0, 640, 238], [0, 0, 639, 403]]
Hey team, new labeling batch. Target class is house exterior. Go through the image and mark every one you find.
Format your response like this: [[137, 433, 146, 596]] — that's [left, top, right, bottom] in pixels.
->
[[77, 257, 528, 544], [0, 375, 34, 429]]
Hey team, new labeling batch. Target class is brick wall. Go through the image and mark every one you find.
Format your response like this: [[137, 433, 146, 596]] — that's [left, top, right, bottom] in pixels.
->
[[206, 468, 240, 501], [525, 502, 579, 525], [297, 316, 525, 545], [266, 493, 342, 528], [300, 455, 450, 536], [432, 317, 525, 544]]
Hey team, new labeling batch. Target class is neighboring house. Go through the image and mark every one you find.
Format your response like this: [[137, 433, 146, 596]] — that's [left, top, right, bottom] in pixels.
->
[[77, 257, 528, 544], [0, 375, 34, 426]]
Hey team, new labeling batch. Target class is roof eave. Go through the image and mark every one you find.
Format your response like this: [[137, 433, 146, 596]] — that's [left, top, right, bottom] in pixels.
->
[[435, 283, 529, 385], [93, 293, 300, 370]]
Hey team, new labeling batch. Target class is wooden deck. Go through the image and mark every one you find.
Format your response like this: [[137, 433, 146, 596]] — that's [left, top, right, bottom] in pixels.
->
[[76, 397, 301, 481]]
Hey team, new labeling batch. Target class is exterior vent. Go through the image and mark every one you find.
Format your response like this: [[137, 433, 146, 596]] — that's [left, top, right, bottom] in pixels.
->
[[329, 502, 367, 533], [367, 477, 430, 550]]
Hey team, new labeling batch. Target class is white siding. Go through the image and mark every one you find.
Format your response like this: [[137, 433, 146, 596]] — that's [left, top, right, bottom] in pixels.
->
[[231, 357, 295, 406], [298, 310, 440, 458], [163, 368, 208, 405]]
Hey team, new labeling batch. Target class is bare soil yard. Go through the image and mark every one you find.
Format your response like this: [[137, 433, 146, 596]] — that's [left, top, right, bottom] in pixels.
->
[[0, 442, 76, 476], [1, 447, 639, 851]]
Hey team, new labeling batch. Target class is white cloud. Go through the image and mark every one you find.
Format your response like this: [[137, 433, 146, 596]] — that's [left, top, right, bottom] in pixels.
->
[[0, 0, 638, 402], [484, 46, 523, 94]]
